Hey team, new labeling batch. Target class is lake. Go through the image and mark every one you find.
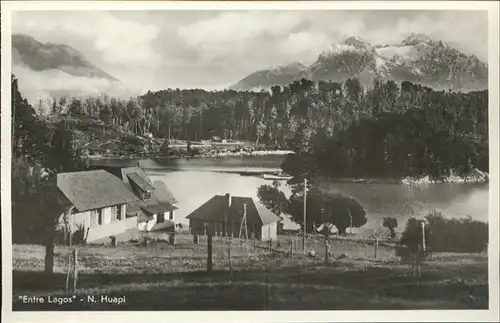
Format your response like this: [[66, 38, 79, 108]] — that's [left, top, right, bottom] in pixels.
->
[[89, 156, 489, 233]]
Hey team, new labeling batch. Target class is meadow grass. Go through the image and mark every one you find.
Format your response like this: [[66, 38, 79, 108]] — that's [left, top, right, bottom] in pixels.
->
[[12, 233, 488, 310]]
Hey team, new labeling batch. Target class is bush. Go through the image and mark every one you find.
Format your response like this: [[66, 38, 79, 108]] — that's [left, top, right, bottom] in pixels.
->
[[399, 217, 430, 254], [425, 211, 488, 253], [121, 135, 143, 147], [382, 217, 398, 238], [400, 211, 488, 254], [54, 224, 89, 246]]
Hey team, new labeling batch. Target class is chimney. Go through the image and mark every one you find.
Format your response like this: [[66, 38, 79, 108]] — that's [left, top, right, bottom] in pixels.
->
[[225, 193, 231, 208]]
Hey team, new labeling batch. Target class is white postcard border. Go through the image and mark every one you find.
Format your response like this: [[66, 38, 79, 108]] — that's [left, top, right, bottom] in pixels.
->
[[1, 1, 499, 322]]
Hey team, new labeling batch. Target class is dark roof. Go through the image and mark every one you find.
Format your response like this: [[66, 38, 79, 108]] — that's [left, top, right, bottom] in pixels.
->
[[127, 173, 154, 191], [57, 170, 138, 212], [186, 195, 281, 225], [121, 167, 153, 189], [106, 166, 179, 220], [120, 167, 176, 203], [125, 180, 178, 221]]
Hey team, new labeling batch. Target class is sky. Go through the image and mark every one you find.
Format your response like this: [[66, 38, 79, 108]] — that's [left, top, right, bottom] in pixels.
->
[[12, 10, 489, 95]]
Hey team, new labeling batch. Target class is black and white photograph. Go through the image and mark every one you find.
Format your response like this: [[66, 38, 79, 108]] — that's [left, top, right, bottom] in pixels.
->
[[1, 0, 499, 320]]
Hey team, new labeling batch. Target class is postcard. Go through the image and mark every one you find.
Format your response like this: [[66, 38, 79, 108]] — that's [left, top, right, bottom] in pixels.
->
[[1, 1, 499, 322]]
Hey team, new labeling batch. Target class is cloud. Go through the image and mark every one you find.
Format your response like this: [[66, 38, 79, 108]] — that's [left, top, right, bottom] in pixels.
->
[[279, 32, 330, 61], [13, 65, 137, 105], [176, 11, 314, 68], [178, 11, 304, 46], [12, 11, 161, 68], [11, 10, 489, 92]]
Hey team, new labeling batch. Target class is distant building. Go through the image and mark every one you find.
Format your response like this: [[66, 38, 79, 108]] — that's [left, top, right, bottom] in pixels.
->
[[186, 193, 281, 241], [56, 170, 139, 243]]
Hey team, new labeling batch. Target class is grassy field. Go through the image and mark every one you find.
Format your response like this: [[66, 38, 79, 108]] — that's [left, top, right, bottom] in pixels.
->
[[12, 233, 488, 310]]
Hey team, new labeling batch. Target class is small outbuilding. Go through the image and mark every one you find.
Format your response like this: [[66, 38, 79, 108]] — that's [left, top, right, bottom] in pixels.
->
[[186, 193, 281, 241]]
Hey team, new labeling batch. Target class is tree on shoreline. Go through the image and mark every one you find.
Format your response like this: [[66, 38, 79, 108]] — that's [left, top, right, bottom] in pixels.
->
[[257, 183, 367, 236], [16, 73, 488, 181], [383, 217, 398, 238]]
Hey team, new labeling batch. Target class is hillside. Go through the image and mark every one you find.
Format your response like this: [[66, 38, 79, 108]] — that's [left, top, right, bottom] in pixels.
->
[[12, 34, 118, 81], [228, 62, 310, 92], [230, 34, 488, 92], [11, 34, 130, 108]]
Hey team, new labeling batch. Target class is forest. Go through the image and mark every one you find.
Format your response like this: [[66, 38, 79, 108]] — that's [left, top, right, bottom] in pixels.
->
[[11, 73, 490, 266], [32, 76, 488, 181]]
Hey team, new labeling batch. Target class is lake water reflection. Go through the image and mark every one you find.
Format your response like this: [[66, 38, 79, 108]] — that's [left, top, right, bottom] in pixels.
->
[[90, 157, 489, 232]]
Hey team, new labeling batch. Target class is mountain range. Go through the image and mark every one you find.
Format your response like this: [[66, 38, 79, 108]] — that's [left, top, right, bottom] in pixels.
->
[[12, 33, 118, 82], [229, 33, 488, 93], [11, 33, 130, 107], [11, 33, 488, 105]]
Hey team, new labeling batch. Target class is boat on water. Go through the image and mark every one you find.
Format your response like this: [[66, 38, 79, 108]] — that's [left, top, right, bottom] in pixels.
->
[[262, 172, 293, 181], [240, 171, 262, 177], [352, 178, 378, 184]]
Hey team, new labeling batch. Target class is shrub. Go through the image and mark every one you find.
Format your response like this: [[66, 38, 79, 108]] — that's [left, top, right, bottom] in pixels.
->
[[160, 141, 169, 157], [121, 134, 143, 147], [399, 211, 488, 254], [424, 211, 488, 253], [382, 217, 398, 238], [399, 217, 430, 254]]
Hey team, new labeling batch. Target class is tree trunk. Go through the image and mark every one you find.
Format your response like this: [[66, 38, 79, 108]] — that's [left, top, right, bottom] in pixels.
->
[[199, 114, 203, 141], [337, 226, 347, 236], [44, 227, 55, 275]]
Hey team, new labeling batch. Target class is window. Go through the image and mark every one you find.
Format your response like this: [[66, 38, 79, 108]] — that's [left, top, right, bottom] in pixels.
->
[[169, 211, 174, 221], [111, 207, 117, 222], [90, 210, 98, 226], [157, 212, 165, 223], [97, 209, 103, 225], [143, 191, 152, 200], [116, 205, 122, 220]]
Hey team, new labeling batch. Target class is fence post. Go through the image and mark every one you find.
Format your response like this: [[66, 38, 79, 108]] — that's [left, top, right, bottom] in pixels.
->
[[228, 238, 233, 279], [324, 239, 329, 265], [253, 234, 256, 252], [207, 230, 213, 273], [289, 238, 293, 257], [72, 249, 78, 292]]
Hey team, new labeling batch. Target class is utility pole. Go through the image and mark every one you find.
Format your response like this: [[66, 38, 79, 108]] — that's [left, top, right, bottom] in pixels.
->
[[421, 222, 426, 252], [239, 203, 248, 240], [303, 178, 307, 253]]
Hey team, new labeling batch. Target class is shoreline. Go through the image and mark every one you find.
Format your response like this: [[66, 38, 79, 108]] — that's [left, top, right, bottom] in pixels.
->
[[401, 168, 489, 185], [86, 155, 489, 185], [85, 149, 294, 160]]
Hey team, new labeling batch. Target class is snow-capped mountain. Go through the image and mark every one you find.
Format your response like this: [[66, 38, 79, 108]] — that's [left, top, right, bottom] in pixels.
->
[[230, 34, 488, 92]]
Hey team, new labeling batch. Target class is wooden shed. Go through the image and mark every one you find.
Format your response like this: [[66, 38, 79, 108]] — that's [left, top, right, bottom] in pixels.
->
[[186, 193, 281, 241]]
